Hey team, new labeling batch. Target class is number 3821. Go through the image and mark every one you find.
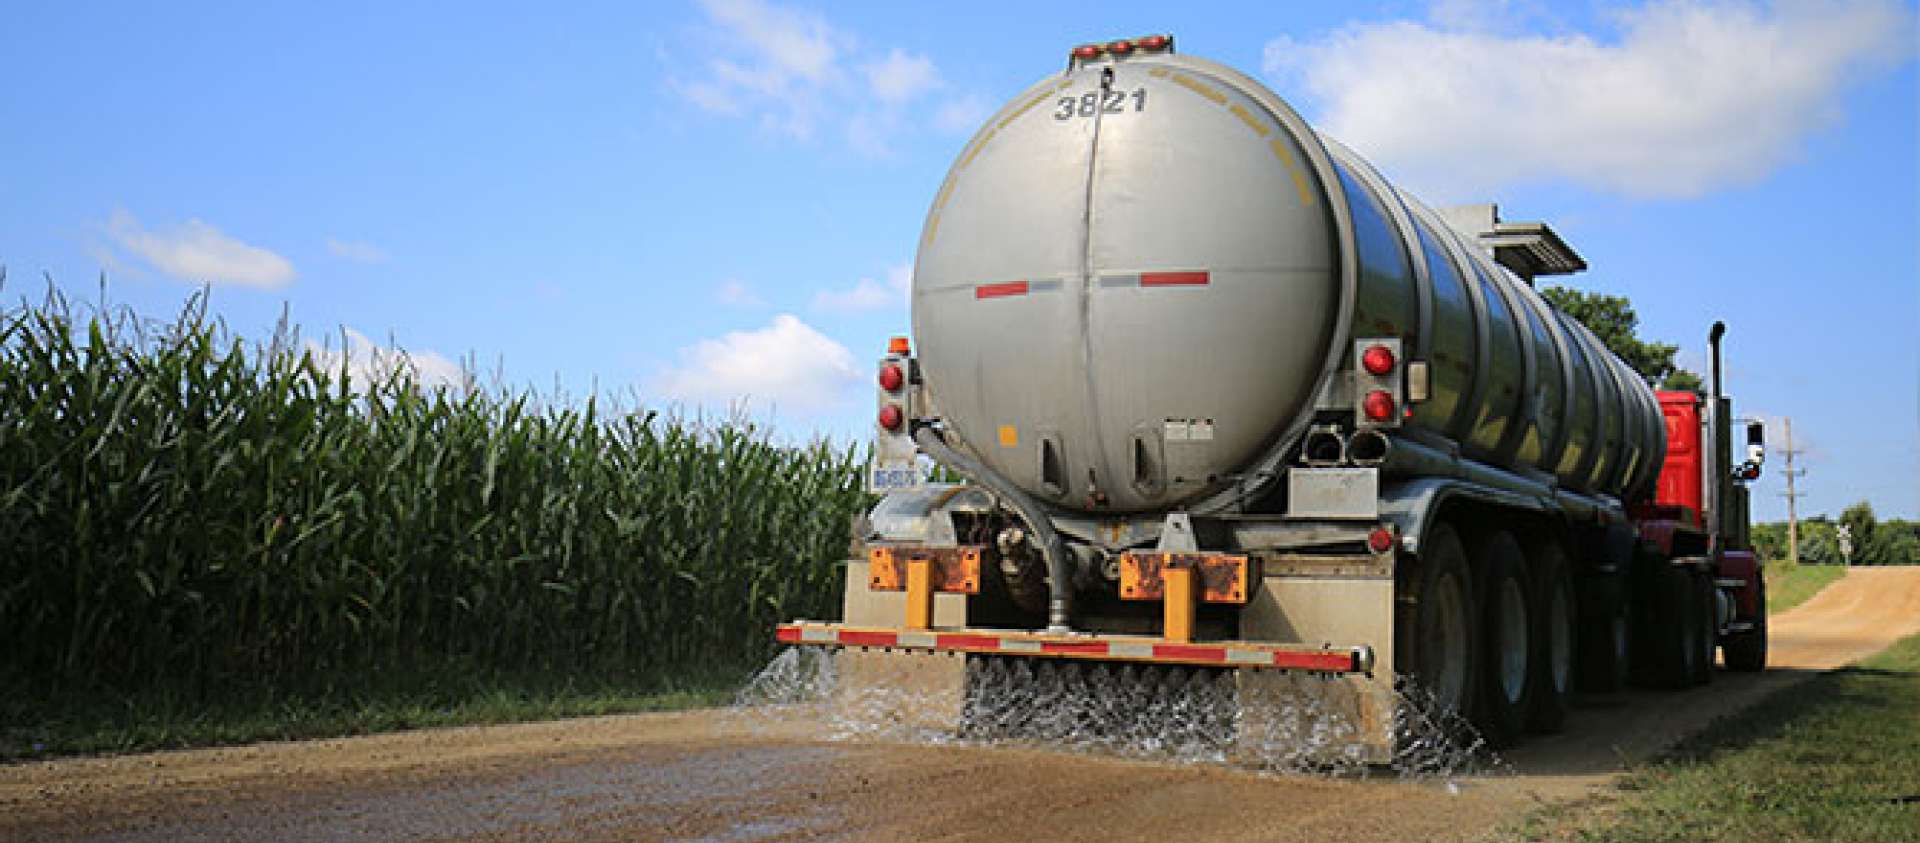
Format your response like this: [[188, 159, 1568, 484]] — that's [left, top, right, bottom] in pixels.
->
[[1054, 88, 1147, 120]]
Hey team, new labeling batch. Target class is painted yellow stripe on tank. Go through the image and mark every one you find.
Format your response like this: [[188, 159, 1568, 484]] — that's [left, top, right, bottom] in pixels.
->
[[1228, 103, 1270, 137], [1157, 67, 1317, 207], [999, 81, 1068, 130], [957, 128, 997, 170], [1169, 72, 1227, 104], [1269, 138, 1318, 207]]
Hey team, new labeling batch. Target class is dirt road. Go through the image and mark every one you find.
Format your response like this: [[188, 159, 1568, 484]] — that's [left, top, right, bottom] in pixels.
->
[[6, 566, 1918, 843]]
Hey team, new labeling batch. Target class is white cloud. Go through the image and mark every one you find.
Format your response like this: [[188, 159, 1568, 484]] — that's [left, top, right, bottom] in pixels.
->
[[672, 0, 983, 152], [325, 238, 388, 263], [716, 278, 766, 307], [863, 48, 941, 105], [653, 313, 860, 412], [1262, 0, 1915, 199], [107, 209, 295, 288], [307, 327, 467, 390], [812, 262, 910, 312]]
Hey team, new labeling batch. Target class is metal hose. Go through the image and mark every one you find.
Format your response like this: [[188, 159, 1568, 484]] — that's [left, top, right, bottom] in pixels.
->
[[913, 426, 1075, 632]]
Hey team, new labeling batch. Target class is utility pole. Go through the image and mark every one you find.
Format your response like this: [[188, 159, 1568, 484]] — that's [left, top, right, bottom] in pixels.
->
[[1778, 417, 1807, 564]]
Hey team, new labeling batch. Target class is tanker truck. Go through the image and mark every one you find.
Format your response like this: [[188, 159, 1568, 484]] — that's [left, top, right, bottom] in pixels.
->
[[777, 36, 1770, 757]]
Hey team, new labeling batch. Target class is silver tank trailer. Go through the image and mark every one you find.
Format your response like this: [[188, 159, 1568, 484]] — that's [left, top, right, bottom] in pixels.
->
[[911, 51, 1663, 515]]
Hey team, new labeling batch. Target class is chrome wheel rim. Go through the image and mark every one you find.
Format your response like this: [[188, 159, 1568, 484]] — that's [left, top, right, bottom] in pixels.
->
[[1430, 571, 1470, 713], [1499, 578, 1528, 704]]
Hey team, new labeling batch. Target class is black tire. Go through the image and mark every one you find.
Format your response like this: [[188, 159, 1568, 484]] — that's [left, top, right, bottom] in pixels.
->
[[1528, 540, 1576, 734], [1396, 522, 1478, 726], [1577, 572, 1630, 694], [1691, 568, 1717, 686], [1651, 563, 1698, 689], [1723, 578, 1769, 672], [1471, 531, 1533, 749]]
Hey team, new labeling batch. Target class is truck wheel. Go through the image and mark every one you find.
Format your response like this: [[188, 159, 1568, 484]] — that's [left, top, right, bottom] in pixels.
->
[[1723, 579, 1768, 672], [1577, 572, 1630, 694], [1472, 531, 1533, 749], [1691, 569, 1717, 686], [1651, 563, 1699, 689], [1396, 523, 1477, 725], [1528, 540, 1576, 734]]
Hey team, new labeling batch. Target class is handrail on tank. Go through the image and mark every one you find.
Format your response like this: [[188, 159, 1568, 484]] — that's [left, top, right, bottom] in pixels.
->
[[914, 426, 1077, 632]]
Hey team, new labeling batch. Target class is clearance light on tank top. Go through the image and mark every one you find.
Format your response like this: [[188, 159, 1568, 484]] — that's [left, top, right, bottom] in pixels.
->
[[1106, 39, 1135, 56], [1362, 344, 1396, 376], [878, 404, 904, 432], [1363, 390, 1396, 422], [1071, 44, 1102, 60], [878, 363, 905, 392], [1137, 34, 1171, 51], [1367, 526, 1395, 554]]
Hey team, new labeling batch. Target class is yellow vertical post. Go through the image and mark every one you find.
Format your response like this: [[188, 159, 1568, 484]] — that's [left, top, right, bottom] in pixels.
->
[[1164, 565, 1196, 643], [905, 557, 935, 631]]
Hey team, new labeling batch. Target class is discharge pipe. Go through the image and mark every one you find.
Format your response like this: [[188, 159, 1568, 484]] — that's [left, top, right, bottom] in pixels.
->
[[914, 426, 1076, 632]]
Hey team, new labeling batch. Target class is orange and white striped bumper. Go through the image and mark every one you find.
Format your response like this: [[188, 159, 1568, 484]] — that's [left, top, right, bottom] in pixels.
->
[[775, 623, 1374, 674]]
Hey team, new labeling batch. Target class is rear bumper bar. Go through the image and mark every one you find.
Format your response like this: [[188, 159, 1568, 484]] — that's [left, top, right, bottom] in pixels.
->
[[776, 622, 1374, 674]]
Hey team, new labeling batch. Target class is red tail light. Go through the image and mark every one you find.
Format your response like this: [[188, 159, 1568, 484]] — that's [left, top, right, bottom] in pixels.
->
[[878, 404, 904, 431], [1363, 390, 1396, 422], [1362, 344, 1396, 376], [878, 363, 904, 392], [1368, 526, 1395, 553]]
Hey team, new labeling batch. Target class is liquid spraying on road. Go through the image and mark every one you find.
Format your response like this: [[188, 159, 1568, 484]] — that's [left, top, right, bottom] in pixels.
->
[[734, 647, 1500, 780]]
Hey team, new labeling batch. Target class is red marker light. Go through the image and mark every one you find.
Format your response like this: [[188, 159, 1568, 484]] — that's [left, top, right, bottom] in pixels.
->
[[1107, 39, 1135, 55], [1368, 526, 1395, 553], [1138, 34, 1171, 51], [878, 363, 904, 392], [1363, 390, 1396, 422], [1362, 344, 1396, 376], [1072, 44, 1102, 60], [878, 404, 904, 431]]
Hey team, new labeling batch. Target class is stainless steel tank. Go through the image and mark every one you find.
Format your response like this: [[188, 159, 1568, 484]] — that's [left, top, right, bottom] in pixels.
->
[[911, 50, 1663, 515]]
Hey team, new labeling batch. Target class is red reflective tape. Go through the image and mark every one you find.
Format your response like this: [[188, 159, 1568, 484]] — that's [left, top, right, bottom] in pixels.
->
[[1272, 650, 1356, 671], [775, 626, 803, 644], [1040, 640, 1112, 656], [1152, 644, 1228, 662], [1140, 271, 1209, 287], [936, 633, 1001, 651], [838, 630, 899, 648], [975, 280, 1029, 299]]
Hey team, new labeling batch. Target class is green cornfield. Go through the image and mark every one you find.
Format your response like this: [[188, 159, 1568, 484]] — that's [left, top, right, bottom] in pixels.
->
[[0, 282, 869, 696]]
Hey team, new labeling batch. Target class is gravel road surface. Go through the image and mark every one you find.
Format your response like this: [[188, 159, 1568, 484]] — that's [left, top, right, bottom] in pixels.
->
[[6, 566, 1917, 843]]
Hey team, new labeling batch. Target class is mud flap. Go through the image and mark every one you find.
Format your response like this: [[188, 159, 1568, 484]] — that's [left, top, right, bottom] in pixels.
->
[[1238, 573, 1397, 764]]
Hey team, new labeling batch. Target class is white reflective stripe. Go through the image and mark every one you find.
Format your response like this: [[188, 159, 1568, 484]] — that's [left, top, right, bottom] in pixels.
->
[[896, 632, 937, 648], [1000, 639, 1042, 653], [1226, 649, 1271, 666], [1715, 578, 1747, 588], [801, 627, 837, 644], [1108, 642, 1154, 659]]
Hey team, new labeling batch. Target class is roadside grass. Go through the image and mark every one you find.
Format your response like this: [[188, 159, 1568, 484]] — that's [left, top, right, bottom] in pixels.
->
[[0, 662, 753, 763], [1765, 560, 1846, 615], [1497, 632, 1920, 843]]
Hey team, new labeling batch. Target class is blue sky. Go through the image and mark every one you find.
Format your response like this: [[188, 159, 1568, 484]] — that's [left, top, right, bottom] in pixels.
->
[[2, 1, 1915, 520]]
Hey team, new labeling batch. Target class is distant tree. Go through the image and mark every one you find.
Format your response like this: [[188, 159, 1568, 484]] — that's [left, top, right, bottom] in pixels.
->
[[1868, 523, 1920, 565], [1750, 520, 1788, 562], [1839, 501, 1878, 564], [1540, 286, 1703, 392]]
